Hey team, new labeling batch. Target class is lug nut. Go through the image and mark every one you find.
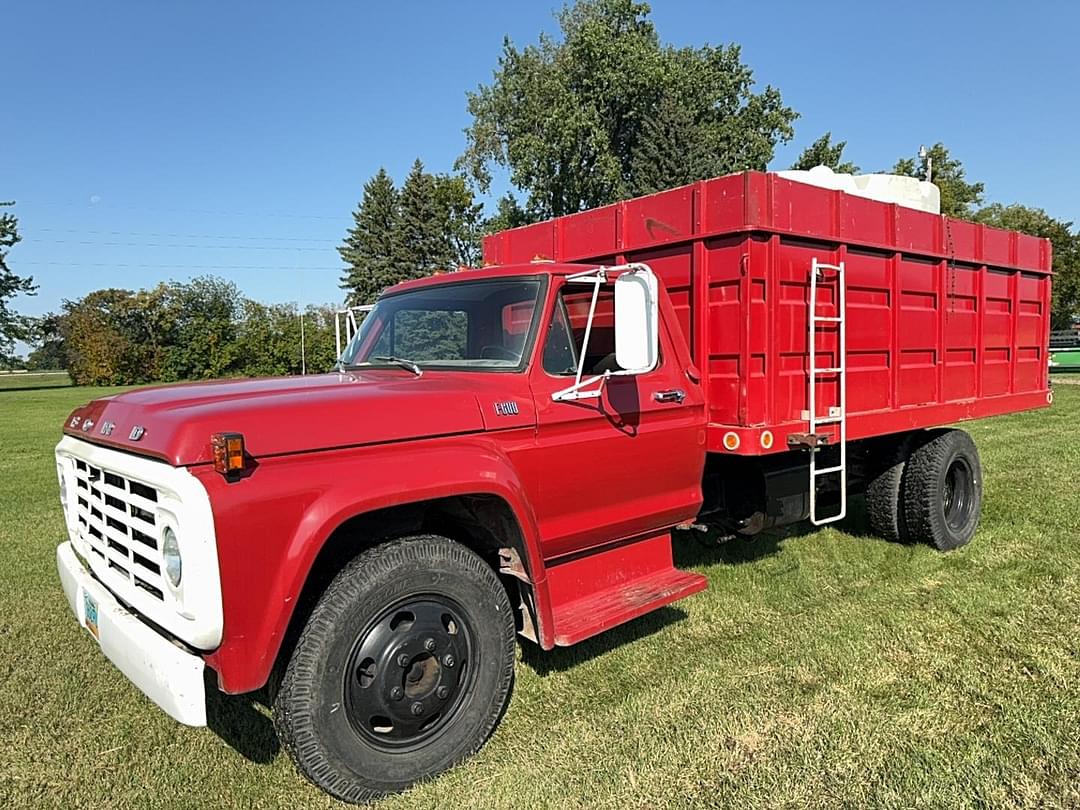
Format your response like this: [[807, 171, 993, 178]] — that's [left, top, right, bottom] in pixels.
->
[[424, 638, 437, 652], [410, 701, 424, 716], [397, 653, 411, 668], [436, 686, 450, 700], [390, 686, 404, 701], [442, 654, 455, 668]]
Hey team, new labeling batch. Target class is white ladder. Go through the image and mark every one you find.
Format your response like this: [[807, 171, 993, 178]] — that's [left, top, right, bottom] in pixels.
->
[[808, 258, 847, 525]]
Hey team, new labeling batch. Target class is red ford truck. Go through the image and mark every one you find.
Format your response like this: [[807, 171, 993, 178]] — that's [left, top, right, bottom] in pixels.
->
[[55, 171, 1052, 803]]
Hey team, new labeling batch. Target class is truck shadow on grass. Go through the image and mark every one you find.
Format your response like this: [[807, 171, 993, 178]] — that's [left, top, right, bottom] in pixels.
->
[[519, 606, 689, 676], [673, 496, 876, 570], [521, 501, 881, 677], [204, 674, 280, 764], [203, 502, 879, 758]]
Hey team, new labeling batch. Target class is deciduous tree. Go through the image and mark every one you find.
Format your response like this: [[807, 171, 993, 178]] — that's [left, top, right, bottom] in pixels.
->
[[26, 313, 67, 370], [0, 201, 37, 362], [159, 276, 241, 381], [459, 0, 797, 218], [974, 203, 1080, 329], [791, 132, 859, 174], [893, 143, 983, 219], [432, 173, 484, 268]]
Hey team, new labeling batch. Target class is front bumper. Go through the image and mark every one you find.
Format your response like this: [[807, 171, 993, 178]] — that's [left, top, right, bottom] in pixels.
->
[[57, 541, 208, 726]]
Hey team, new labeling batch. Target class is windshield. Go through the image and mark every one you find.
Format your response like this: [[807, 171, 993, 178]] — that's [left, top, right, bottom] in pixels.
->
[[341, 277, 543, 371]]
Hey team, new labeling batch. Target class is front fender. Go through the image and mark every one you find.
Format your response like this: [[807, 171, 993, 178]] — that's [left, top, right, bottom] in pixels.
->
[[198, 434, 547, 694]]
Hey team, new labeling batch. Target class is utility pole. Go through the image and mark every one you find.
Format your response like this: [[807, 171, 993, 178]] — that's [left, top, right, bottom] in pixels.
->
[[300, 310, 307, 375], [918, 144, 933, 183]]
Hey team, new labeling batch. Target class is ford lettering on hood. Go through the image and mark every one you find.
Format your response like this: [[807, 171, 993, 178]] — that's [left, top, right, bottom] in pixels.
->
[[61, 371, 535, 466]]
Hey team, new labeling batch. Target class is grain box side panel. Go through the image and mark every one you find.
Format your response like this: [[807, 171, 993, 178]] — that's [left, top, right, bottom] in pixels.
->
[[704, 236, 749, 426], [623, 243, 695, 367]]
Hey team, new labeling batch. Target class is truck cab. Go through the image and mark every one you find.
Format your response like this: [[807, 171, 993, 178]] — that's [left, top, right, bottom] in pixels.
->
[[56, 261, 709, 803]]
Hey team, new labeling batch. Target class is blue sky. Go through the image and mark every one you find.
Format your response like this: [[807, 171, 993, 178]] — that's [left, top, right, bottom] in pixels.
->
[[6, 1, 1078, 335]]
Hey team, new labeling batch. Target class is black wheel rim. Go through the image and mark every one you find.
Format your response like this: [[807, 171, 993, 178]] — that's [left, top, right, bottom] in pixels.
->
[[942, 456, 974, 532], [343, 596, 475, 751]]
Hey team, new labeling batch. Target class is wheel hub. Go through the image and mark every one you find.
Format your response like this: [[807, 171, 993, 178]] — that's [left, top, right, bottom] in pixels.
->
[[343, 598, 472, 750], [943, 456, 974, 531]]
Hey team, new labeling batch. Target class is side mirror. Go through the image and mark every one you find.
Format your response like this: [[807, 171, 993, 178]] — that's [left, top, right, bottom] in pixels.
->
[[614, 268, 659, 373]]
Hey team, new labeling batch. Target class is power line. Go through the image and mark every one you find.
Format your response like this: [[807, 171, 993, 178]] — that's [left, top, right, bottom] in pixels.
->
[[19, 261, 341, 271], [20, 199, 346, 221], [34, 227, 333, 243], [25, 238, 332, 252]]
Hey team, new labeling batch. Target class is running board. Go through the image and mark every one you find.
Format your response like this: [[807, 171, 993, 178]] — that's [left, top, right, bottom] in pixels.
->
[[546, 532, 707, 647]]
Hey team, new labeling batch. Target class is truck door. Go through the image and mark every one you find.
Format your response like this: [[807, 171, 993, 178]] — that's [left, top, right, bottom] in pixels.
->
[[524, 279, 706, 560]]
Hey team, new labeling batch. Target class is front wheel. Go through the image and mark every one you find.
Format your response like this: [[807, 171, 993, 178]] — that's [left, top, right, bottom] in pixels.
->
[[273, 535, 516, 803]]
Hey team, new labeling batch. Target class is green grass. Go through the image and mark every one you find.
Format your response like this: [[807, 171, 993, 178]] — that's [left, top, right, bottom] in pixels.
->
[[0, 371, 71, 391], [1, 384, 1079, 808]]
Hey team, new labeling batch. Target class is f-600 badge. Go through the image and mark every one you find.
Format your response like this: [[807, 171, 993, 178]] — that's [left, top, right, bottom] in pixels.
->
[[493, 401, 519, 416]]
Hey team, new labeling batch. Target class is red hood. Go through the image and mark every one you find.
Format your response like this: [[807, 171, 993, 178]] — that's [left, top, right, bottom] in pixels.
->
[[61, 371, 533, 466]]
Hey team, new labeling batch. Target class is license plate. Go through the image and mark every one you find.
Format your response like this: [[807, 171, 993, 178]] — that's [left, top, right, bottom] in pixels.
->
[[83, 590, 99, 640]]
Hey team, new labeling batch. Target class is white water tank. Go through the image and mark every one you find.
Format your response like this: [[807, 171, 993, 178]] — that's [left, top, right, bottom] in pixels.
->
[[776, 165, 941, 215]]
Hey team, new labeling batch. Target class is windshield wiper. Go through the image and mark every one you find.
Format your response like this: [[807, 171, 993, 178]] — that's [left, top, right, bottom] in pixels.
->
[[372, 355, 423, 377]]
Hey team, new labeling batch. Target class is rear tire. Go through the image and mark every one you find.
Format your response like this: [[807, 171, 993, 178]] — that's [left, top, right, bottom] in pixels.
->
[[273, 534, 516, 803], [864, 434, 912, 543], [900, 429, 982, 551]]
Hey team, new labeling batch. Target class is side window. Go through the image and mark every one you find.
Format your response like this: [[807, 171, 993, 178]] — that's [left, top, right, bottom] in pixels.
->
[[542, 298, 576, 374], [542, 288, 624, 376]]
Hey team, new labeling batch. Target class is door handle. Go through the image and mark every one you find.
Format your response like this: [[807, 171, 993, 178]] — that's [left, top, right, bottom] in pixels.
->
[[653, 389, 686, 404]]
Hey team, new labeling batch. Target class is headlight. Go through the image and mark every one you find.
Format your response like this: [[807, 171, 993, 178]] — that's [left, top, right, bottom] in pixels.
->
[[162, 526, 182, 588]]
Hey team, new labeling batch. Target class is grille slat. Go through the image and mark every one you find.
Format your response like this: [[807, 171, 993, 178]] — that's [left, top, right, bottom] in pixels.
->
[[86, 512, 130, 549], [72, 462, 167, 603]]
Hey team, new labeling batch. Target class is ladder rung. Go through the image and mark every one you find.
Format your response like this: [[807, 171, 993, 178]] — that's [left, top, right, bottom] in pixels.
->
[[813, 465, 844, 475], [814, 263, 843, 273], [812, 367, 842, 374], [813, 316, 843, 323], [812, 415, 843, 424]]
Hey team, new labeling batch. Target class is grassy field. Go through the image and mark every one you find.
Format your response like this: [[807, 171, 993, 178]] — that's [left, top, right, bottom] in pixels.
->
[[1, 383, 1078, 809], [0, 371, 71, 391]]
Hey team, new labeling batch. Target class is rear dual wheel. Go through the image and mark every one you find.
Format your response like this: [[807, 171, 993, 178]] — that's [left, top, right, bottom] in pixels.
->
[[865, 428, 982, 551], [273, 534, 516, 803]]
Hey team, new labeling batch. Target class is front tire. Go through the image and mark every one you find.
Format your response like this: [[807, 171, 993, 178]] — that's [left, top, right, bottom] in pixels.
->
[[273, 535, 516, 803], [901, 429, 983, 551]]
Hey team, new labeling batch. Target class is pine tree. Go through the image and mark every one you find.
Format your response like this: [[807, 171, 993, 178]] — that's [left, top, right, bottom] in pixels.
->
[[338, 169, 401, 305], [393, 159, 454, 280], [629, 93, 709, 196]]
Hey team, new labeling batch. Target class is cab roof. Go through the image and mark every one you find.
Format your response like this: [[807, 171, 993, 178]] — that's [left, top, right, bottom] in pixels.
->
[[383, 261, 596, 297]]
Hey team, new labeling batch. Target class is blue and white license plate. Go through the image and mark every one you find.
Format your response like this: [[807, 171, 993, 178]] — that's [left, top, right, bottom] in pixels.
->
[[83, 590, 99, 640]]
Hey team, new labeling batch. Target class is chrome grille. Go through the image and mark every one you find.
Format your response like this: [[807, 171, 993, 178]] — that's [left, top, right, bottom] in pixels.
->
[[73, 458, 166, 601]]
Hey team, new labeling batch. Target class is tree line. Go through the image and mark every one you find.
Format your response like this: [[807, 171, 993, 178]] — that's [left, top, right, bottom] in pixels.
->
[[26, 277, 339, 385], [1, 0, 1078, 381]]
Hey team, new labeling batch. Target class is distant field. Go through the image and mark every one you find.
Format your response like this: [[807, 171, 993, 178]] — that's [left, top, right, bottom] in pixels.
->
[[0, 370, 71, 390], [0, 383, 1078, 808]]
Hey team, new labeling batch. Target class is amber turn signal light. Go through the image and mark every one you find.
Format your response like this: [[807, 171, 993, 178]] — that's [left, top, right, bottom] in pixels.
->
[[211, 432, 246, 475]]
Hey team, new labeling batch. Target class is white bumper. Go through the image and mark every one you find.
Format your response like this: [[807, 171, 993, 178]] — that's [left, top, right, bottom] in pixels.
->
[[57, 541, 208, 726]]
